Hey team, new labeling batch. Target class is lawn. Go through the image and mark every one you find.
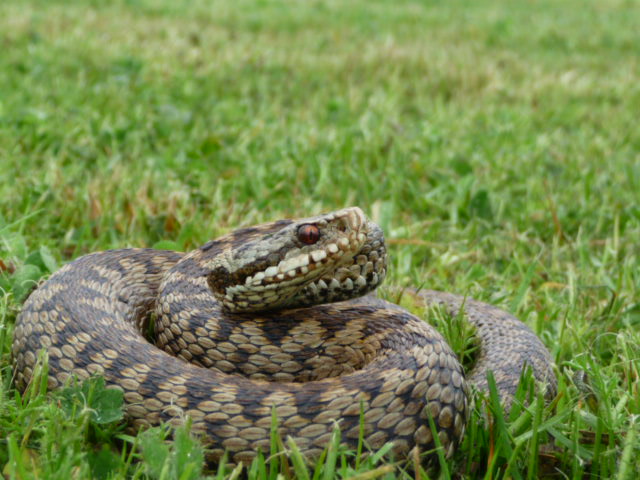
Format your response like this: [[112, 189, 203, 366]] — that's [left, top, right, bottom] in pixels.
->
[[0, 0, 638, 478]]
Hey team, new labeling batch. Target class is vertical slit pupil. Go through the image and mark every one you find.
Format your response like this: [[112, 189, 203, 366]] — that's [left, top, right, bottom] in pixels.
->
[[298, 224, 320, 244]]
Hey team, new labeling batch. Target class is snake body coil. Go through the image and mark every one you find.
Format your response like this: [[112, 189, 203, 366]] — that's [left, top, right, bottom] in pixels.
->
[[12, 207, 556, 464]]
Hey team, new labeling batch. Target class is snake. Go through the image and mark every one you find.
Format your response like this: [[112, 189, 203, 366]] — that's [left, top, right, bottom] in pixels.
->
[[12, 207, 556, 465]]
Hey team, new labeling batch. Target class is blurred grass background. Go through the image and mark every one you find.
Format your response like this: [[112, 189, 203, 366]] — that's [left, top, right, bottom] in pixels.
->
[[1, 0, 638, 478]]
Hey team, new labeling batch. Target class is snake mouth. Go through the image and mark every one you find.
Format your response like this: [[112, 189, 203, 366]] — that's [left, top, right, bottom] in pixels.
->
[[242, 230, 366, 287], [208, 207, 386, 312]]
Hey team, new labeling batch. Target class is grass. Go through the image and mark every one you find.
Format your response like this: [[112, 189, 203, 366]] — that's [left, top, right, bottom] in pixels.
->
[[0, 0, 638, 477]]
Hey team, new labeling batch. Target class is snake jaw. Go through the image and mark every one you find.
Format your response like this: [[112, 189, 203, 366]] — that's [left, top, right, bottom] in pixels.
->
[[301, 222, 387, 305], [205, 207, 385, 312]]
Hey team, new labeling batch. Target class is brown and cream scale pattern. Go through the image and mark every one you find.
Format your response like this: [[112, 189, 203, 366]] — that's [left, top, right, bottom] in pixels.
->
[[403, 289, 557, 409], [13, 256, 466, 463], [12, 207, 555, 465]]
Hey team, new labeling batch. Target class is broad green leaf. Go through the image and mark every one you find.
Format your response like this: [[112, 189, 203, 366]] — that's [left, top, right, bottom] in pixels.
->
[[11, 264, 42, 301], [140, 428, 171, 479], [88, 445, 121, 479]]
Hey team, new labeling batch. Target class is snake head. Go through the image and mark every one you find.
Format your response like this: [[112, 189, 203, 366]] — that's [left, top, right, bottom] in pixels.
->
[[205, 207, 386, 312]]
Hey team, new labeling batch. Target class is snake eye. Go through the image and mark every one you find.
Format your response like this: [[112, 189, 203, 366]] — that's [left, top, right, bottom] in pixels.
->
[[297, 224, 320, 245]]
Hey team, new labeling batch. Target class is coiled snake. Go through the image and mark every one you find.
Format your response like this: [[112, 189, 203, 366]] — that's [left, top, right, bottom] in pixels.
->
[[12, 207, 556, 464]]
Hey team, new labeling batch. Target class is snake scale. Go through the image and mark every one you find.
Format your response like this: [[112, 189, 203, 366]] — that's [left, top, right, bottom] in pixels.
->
[[12, 207, 556, 464]]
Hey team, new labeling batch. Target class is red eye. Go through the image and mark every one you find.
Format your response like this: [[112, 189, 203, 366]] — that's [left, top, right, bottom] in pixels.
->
[[297, 224, 320, 245]]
